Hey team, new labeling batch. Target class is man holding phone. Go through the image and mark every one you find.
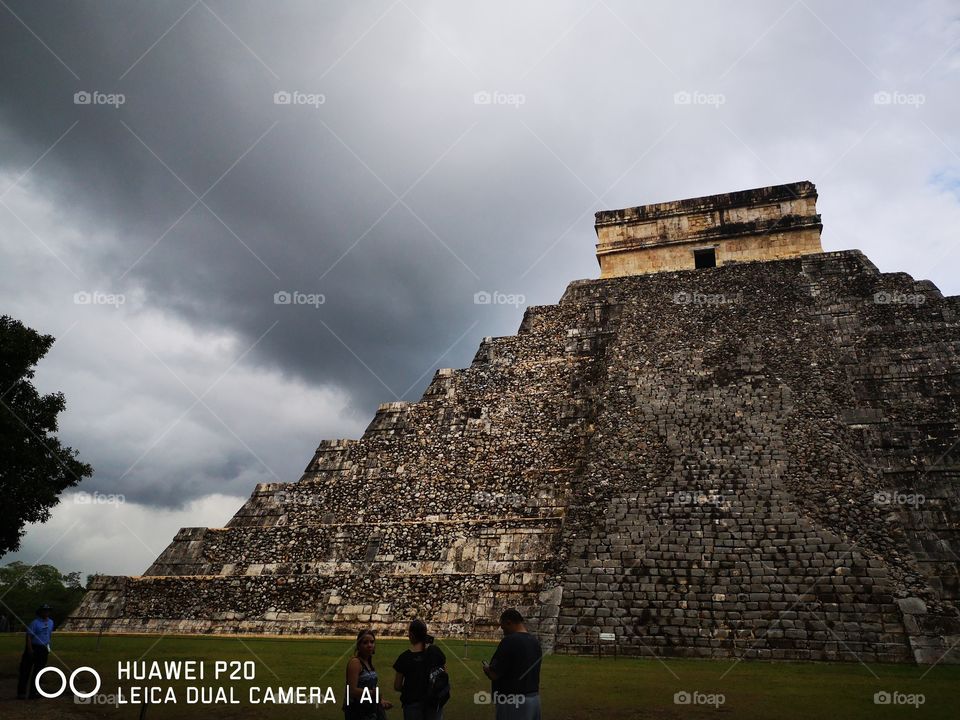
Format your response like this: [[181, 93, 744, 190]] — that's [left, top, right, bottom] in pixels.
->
[[481, 609, 542, 719]]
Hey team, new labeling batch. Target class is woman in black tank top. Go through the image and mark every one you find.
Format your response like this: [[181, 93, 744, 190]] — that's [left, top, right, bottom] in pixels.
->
[[345, 629, 392, 720]]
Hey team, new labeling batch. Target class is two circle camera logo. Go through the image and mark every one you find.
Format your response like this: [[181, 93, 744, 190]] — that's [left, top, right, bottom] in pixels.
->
[[34, 666, 101, 699]]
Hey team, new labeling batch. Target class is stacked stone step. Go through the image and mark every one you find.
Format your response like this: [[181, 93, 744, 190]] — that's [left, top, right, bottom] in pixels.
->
[[553, 251, 958, 663], [66, 251, 960, 663], [144, 518, 561, 578], [799, 252, 960, 662], [280, 302, 605, 525], [77, 573, 509, 636], [66, 298, 611, 637]]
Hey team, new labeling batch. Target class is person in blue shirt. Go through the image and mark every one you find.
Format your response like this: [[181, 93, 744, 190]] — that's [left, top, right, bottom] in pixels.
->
[[17, 604, 54, 700]]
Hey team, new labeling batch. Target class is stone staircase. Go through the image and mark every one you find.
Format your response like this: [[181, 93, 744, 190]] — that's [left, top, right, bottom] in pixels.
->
[[67, 251, 960, 663]]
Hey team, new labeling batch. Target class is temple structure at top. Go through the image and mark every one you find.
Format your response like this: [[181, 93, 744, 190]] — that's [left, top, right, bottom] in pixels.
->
[[594, 180, 823, 277]]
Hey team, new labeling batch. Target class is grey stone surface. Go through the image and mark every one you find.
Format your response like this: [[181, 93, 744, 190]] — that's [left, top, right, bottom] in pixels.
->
[[66, 247, 960, 665]]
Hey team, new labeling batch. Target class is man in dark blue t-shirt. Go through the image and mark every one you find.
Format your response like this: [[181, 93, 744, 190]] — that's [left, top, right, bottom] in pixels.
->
[[482, 609, 542, 719], [17, 604, 54, 700]]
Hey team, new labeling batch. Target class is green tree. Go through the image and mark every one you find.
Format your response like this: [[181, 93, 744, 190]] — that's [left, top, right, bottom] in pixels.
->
[[0, 315, 93, 556], [0, 562, 87, 629]]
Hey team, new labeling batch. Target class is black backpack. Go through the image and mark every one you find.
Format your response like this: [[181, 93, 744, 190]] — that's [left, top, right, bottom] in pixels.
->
[[425, 646, 451, 708]]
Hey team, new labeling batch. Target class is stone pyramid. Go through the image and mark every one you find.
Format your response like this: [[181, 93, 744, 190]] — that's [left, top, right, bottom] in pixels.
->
[[66, 182, 960, 664]]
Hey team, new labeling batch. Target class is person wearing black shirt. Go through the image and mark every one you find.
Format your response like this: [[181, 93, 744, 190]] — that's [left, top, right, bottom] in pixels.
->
[[482, 609, 542, 719], [393, 619, 447, 720]]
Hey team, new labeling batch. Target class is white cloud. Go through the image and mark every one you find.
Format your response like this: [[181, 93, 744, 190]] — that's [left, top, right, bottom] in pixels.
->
[[5, 492, 246, 578], [1, 175, 365, 570]]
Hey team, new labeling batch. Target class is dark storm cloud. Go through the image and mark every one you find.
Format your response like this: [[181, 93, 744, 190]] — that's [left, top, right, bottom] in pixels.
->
[[2, 0, 958, 519], [1, 0, 582, 421]]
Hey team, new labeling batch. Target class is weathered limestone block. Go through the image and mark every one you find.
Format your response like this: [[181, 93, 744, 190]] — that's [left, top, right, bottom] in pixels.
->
[[595, 182, 822, 277]]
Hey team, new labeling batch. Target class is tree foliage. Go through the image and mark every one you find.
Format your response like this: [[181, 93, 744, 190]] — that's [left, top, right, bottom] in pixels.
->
[[0, 315, 93, 556], [0, 562, 87, 629]]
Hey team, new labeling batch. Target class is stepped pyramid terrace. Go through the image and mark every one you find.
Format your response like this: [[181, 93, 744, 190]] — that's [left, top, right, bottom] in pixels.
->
[[66, 181, 960, 664]]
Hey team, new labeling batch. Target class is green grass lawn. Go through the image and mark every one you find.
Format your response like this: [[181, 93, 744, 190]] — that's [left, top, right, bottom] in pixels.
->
[[1, 633, 956, 719]]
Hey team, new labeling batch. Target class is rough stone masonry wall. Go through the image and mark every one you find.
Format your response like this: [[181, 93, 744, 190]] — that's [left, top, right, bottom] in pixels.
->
[[599, 226, 823, 278], [67, 251, 960, 664], [67, 296, 606, 638], [552, 251, 960, 663], [595, 181, 823, 277]]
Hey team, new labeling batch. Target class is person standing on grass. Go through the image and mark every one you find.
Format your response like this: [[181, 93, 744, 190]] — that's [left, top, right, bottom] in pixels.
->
[[482, 609, 542, 720], [393, 619, 448, 720], [17, 604, 54, 700], [345, 629, 393, 719]]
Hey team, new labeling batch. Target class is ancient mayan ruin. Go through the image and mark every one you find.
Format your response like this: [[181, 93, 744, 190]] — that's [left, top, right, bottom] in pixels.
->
[[67, 181, 960, 664]]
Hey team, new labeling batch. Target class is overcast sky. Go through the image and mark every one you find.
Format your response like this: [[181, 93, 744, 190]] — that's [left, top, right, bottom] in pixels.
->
[[2, 0, 958, 580]]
